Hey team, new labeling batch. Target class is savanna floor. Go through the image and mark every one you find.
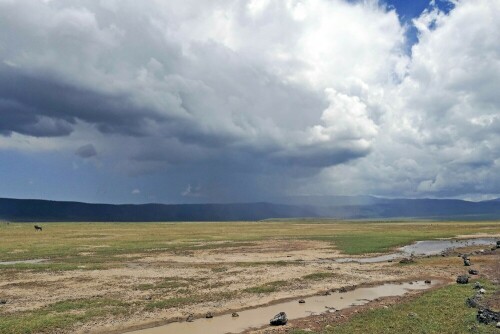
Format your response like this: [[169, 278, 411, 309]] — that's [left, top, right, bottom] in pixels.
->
[[0, 220, 499, 334]]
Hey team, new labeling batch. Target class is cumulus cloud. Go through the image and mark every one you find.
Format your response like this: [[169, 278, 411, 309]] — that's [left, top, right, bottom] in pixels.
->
[[0, 0, 499, 201]]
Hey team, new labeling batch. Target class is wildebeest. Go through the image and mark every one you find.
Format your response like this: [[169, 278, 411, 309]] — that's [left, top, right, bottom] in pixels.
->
[[34, 225, 42, 231]]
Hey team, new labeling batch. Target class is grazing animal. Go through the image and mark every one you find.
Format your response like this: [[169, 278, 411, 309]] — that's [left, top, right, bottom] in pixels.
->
[[34, 225, 42, 231]]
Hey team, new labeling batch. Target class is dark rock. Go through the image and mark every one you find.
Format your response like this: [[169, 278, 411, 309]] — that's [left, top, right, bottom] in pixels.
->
[[387, 260, 393, 262], [464, 259, 471, 266], [496, 241, 500, 249], [456, 275, 469, 284], [466, 295, 482, 308], [323, 291, 331, 296], [424, 280, 431, 284], [205, 312, 213, 318], [468, 269, 479, 275], [231, 312, 239, 317], [270, 312, 288, 326], [338, 287, 347, 293], [473, 282, 483, 290], [298, 299, 305, 304], [0, 300, 7, 305], [477, 308, 500, 324], [186, 314, 195, 322]]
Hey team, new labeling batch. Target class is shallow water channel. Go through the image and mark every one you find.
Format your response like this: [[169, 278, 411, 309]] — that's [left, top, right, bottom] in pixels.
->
[[335, 237, 497, 263], [125, 280, 438, 334]]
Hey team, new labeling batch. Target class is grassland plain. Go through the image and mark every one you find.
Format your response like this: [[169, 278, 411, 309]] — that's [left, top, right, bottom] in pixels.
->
[[0, 220, 499, 334]]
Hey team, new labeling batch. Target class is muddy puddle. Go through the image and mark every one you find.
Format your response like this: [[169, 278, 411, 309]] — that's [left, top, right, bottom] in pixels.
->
[[335, 237, 497, 263], [124, 280, 437, 334], [0, 259, 48, 265]]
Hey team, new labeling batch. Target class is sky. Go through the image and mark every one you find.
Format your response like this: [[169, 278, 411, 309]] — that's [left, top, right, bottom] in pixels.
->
[[0, 0, 499, 204]]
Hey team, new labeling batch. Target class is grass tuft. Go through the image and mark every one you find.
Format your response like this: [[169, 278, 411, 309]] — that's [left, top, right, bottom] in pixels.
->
[[244, 280, 288, 294]]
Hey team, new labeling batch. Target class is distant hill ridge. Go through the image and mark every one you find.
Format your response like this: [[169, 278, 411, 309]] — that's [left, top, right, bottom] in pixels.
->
[[0, 196, 499, 222]]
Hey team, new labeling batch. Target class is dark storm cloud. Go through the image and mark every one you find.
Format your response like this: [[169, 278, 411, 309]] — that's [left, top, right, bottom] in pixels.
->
[[0, 98, 73, 137], [0, 65, 168, 137], [75, 144, 97, 158], [0, 0, 331, 160]]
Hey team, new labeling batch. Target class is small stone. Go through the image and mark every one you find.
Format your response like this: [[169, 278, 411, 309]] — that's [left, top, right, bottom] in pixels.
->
[[466, 296, 481, 308], [0, 300, 7, 305], [231, 312, 239, 317], [298, 299, 305, 304], [464, 259, 471, 266], [399, 258, 415, 264], [479, 288, 486, 294], [186, 314, 195, 322], [468, 269, 479, 275], [408, 312, 418, 318], [456, 275, 469, 284], [474, 282, 483, 290], [339, 287, 347, 293], [270, 312, 288, 326], [424, 280, 431, 284], [496, 322, 500, 328], [205, 312, 213, 318]]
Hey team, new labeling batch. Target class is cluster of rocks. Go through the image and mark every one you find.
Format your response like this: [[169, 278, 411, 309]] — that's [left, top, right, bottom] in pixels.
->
[[458, 247, 500, 329], [477, 309, 500, 325]]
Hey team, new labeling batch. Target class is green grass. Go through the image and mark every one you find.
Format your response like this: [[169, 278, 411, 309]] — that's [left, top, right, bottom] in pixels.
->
[[292, 280, 499, 334], [135, 277, 190, 291], [0, 221, 499, 266], [0, 298, 130, 334], [244, 280, 289, 294], [302, 272, 337, 281]]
